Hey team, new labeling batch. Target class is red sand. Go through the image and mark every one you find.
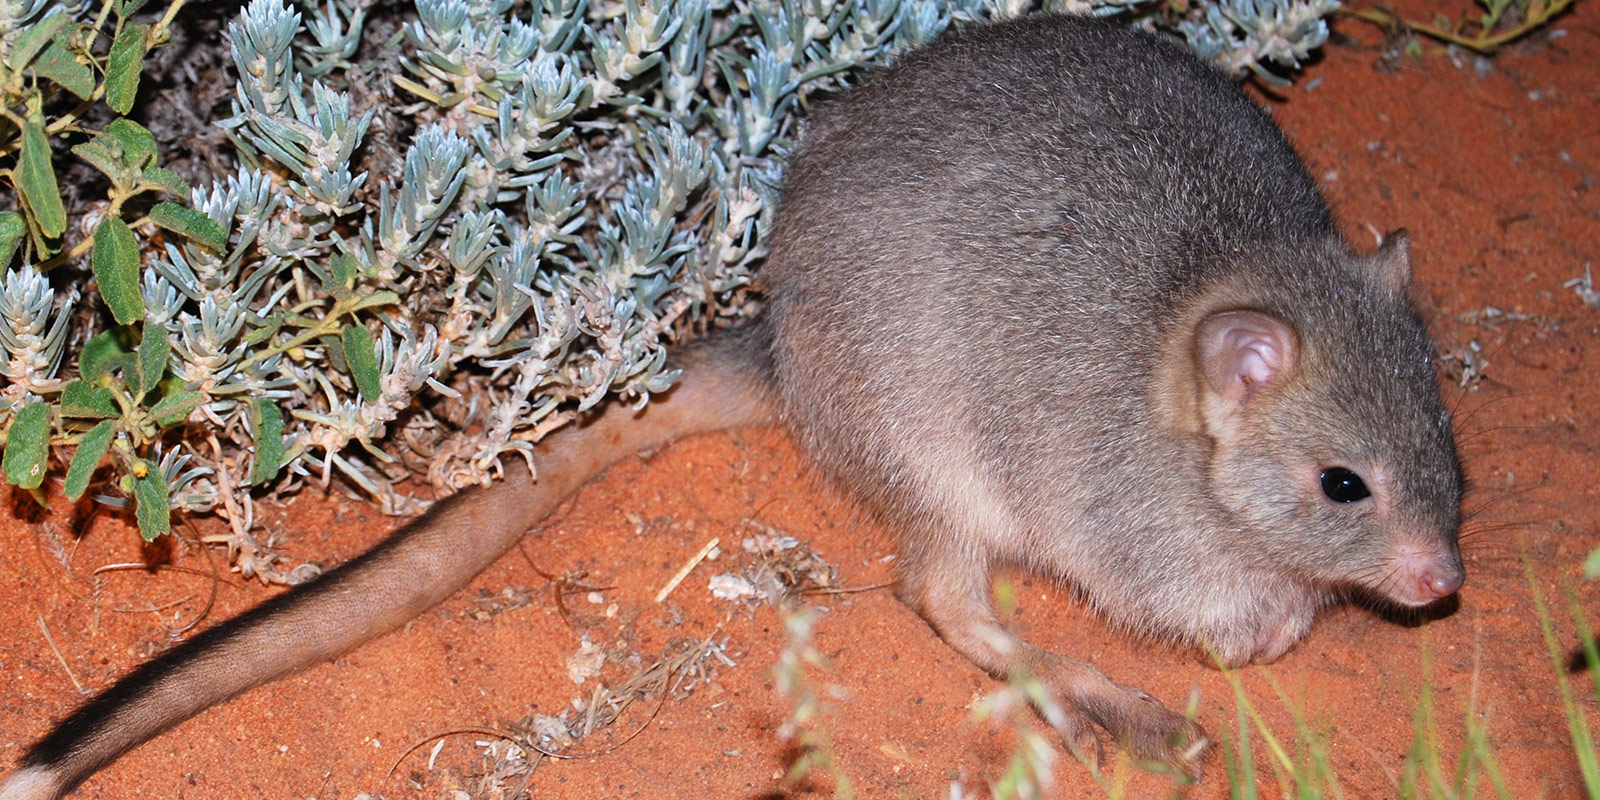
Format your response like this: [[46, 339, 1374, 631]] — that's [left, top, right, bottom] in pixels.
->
[[2, 4, 1598, 798]]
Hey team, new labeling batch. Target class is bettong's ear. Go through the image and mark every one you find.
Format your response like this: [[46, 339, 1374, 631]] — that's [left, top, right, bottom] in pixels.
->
[[1367, 228, 1412, 294], [1196, 310, 1297, 440]]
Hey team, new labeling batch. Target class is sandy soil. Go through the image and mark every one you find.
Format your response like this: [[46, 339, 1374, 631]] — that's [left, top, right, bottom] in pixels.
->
[[2, 4, 1599, 798]]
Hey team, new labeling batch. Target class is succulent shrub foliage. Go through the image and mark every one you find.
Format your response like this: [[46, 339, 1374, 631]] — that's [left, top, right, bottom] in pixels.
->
[[0, 0, 1336, 577]]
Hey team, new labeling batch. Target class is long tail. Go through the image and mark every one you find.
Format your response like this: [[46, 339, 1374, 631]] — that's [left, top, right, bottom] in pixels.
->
[[0, 326, 775, 800]]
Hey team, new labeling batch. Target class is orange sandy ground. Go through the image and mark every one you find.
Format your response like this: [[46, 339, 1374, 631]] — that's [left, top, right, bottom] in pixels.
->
[[3, 6, 1599, 799]]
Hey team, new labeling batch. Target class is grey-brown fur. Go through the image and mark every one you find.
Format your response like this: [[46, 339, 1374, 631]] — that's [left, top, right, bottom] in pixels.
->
[[1, 14, 1463, 797], [762, 14, 1460, 768]]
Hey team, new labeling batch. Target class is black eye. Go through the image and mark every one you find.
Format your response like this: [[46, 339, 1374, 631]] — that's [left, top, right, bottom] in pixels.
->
[[1320, 468, 1371, 503]]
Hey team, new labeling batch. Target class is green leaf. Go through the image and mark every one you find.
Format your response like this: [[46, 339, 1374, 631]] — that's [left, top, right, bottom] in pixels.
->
[[1586, 546, 1600, 581], [64, 420, 115, 501], [92, 217, 144, 325], [116, 0, 152, 18], [136, 325, 169, 399], [71, 137, 135, 191], [322, 252, 358, 297], [150, 202, 227, 252], [80, 330, 134, 378], [19, 114, 66, 239], [32, 39, 95, 100], [104, 118, 157, 171], [341, 324, 382, 403], [8, 9, 71, 70], [0, 211, 24, 269], [131, 459, 170, 540], [73, 121, 163, 195], [149, 390, 203, 427], [143, 166, 190, 197], [249, 397, 284, 485], [2, 402, 51, 490], [242, 312, 285, 347], [321, 331, 349, 373], [105, 24, 149, 115], [60, 380, 119, 418], [350, 290, 402, 312]]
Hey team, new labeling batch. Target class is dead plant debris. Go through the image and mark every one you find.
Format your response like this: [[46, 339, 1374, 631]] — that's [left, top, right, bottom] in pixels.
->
[[707, 520, 843, 608], [390, 635, 736, 798]]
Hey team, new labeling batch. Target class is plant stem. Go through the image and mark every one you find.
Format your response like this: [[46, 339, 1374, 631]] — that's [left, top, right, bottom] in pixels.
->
[[1342, 0, 1574, 54], [238, 295, 362, 369]]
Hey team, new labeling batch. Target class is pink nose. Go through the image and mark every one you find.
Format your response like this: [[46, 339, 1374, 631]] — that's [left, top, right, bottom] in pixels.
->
[[1420, 567, 1463, 599]]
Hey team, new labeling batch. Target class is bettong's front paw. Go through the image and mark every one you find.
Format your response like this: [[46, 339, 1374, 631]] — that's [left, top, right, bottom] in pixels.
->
[[1033, 657, 1210, 779]]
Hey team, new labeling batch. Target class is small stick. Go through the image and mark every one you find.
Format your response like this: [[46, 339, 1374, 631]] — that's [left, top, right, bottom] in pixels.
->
[[92, 550, 226, 635], [802, 579, 899, 596], [111, 594, 196, 615], [172, 519, 222, 635], [92, 563, 227, 581], [36, 616, 84, 694], [654, 537, 720, 603]]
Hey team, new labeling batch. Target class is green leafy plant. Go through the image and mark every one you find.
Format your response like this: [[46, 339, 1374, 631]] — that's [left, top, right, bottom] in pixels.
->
[[2, 0, 219, 541]]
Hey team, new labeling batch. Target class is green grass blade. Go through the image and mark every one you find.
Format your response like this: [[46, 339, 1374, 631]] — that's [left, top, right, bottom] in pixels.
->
[[1525, 557, 1600, 796], [1225, 678, 1257, 800]]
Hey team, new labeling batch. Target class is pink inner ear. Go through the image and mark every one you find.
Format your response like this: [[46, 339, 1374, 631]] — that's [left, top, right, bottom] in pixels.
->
[[1198, 310, 1297, 404], [1236, 340, 1280, 385]]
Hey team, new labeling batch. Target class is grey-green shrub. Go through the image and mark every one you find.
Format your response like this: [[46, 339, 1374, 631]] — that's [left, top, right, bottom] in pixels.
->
[[0, 0, 1336, 571]]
